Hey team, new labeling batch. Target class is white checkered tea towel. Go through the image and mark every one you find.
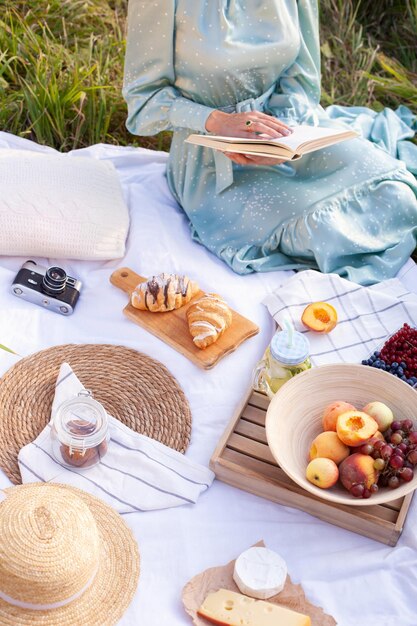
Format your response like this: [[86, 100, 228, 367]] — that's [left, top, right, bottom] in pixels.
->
[[262, 269, 417, 366]]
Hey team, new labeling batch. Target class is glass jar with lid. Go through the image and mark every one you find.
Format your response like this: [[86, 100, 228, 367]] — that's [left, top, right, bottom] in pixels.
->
[[253, 322, 311, 398], [51, 390, 109, 469]]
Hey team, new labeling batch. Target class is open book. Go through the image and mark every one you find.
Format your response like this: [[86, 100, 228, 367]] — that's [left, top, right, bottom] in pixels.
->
[[186, 125, 358, 160]]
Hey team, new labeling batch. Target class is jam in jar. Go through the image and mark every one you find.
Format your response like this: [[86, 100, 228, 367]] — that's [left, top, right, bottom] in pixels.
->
[[51, 390, 109, 469]]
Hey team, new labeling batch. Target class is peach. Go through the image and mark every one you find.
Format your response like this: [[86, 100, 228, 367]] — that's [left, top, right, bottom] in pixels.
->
[[322, 401, 356, 432], [339, 453, 379, 492], [362, 401, 394, 433], [336, 410, 378, 447], [305, 458, 339, 489], [309, 431, 350, 465], [301, 302, 338, 333]]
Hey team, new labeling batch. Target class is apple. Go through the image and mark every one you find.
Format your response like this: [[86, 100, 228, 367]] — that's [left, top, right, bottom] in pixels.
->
[[305, 458, 339, 489], [322, 401, 356, 431], [309, 431, 350, 465], [362, 401, 394, 433]]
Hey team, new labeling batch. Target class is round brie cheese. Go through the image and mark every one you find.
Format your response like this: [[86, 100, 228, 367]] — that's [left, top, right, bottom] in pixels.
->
[[233, 547, 287, 600]]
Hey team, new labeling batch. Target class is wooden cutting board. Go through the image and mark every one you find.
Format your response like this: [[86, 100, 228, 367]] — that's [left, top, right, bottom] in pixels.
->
[[110, 268, 259, 369]]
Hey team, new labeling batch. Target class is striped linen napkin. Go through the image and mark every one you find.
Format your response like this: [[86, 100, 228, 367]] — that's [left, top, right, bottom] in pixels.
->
[[262, 269, 417, 366], [18, 363, 214, 514]]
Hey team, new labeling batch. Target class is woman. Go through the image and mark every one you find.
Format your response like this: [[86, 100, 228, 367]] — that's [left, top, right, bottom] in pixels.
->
[[123, 1, 417, 285]]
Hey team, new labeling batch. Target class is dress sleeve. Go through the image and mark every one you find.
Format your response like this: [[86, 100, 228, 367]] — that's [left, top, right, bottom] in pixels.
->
[[267, 0, 321, 123], [122, 0, 215, 135]]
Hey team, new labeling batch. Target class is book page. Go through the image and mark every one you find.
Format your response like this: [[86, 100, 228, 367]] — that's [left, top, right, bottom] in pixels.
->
[[187, 126, 356, 153], [269, 125, 352, 151]]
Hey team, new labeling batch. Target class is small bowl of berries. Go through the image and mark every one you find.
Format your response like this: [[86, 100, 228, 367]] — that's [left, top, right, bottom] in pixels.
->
[[266, 363, 417, 506], [362, 323, 417, 389]]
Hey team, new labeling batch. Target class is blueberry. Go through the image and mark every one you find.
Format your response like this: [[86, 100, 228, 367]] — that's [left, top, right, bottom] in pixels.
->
[[374, 360, 381, 367], [380, 363, 386, 370], [400, 361, 407, 369], [397, 367, 404, 376], [401, 375, 407, 381], [375, 351, 381, 357], [407, 379, 414, 385], [361, 359, 368, 365], [391, 362, 399, 369]]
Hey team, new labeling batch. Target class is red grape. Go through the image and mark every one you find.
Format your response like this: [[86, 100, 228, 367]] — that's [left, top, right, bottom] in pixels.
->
[[408, 450, 417, 465], [390, 455, 404, 469], [350, 484, 365, 498], [381, 445, 393, 459], [359, 444, 374, 455], [388, 475, 400, 489], [399, 467, 414, 482], [409, 432, 417, 444], [390, 433, 403, 445]]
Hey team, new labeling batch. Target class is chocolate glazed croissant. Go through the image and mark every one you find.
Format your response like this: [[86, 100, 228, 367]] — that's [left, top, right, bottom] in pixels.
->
[[186, 293, 232, 349], [131, 273, 199, 312]]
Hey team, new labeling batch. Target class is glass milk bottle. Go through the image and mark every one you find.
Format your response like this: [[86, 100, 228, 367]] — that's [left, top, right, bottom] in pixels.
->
[[253, 322, 311, 398]]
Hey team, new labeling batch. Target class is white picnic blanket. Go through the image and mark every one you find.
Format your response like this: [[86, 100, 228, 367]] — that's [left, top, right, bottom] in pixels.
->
[[0, 131, 416, 626], [17, 362, 213, 513]]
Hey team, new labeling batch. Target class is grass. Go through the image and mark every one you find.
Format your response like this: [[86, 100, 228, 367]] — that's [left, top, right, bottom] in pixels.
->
[[0, 0, 170, 151], [1, 0, 416, 152], [0, 0, 416, 263], [319, 0, 417, 110]]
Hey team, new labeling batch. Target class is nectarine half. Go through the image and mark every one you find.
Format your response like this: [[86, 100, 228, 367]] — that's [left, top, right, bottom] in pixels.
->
[[301, 302, 338, 333], [336, 410, 379, 447]]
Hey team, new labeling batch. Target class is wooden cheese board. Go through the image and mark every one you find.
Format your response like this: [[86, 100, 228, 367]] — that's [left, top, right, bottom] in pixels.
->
[[210, 388, 414, 546], [110, 268, 259, 369]]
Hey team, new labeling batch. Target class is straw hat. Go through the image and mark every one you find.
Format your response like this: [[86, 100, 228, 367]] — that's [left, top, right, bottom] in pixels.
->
[[0, 482, 140, 625]]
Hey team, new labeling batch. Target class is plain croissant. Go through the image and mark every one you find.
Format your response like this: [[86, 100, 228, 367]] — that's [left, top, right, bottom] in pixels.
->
[[131, 273, 199, 312], [186, 293, 232, 349]]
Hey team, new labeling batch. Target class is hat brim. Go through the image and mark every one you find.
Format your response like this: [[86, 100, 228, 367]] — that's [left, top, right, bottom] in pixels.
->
[[0, 483, 140, 626]]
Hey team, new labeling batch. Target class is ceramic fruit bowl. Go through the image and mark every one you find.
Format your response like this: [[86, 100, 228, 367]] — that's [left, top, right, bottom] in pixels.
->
[[265, 363, 417, 506]]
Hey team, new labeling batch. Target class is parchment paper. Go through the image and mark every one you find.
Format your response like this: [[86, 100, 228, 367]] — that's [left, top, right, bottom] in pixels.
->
[[182, 541, 337, 626]]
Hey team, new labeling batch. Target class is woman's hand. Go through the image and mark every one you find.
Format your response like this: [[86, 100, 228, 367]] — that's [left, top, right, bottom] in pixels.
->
[[223, 153, 286, 166], [205, 110, 292, 139]]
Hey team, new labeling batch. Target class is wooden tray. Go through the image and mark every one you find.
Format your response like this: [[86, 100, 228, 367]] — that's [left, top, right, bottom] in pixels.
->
[[110, 268, 259, 370], [210, 389, 414, 546]]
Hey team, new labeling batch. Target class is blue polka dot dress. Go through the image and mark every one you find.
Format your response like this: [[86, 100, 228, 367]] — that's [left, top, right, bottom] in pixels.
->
[[123, 0, 417, 285]]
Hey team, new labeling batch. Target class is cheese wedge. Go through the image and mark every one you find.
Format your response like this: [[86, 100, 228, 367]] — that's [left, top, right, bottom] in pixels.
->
[[197, 588, 311, 626], [233, 546, 287, 599]]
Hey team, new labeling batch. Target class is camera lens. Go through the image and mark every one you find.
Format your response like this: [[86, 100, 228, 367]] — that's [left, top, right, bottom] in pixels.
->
[[42, 266, 67, 295]]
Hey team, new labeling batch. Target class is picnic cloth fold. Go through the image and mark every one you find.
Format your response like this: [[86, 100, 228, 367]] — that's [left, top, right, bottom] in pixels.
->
[[262, 270, 417, 367], [18, 363, 214, 514]]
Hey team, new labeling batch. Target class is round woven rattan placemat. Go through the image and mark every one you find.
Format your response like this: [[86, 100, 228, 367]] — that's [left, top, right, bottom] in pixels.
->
[[0, 344, 192, 484]]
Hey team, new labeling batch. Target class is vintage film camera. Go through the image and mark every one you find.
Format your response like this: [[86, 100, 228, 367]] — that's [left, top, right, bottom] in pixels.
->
[[11, 260, 82, 315]]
